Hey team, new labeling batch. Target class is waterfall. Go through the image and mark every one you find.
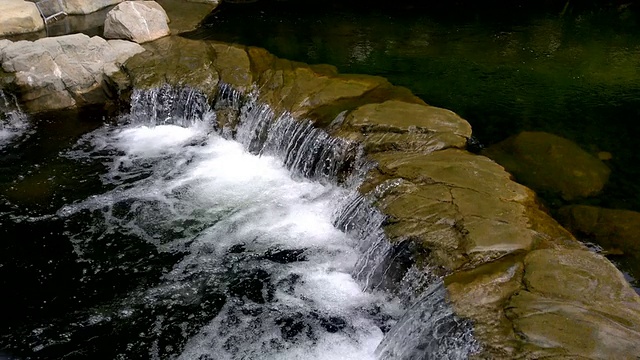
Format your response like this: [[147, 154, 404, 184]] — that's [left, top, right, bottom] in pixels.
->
[[1, 84, 478, 359], [217, 85, 358, 184], [0, 89, 29, 148], [126, 84, 215, 128], [126, 84, 480, 359]]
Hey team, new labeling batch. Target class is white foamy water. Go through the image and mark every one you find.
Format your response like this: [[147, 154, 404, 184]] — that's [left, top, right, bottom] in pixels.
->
[[59, 122, 401, 359], [0, 91, 29, 148]]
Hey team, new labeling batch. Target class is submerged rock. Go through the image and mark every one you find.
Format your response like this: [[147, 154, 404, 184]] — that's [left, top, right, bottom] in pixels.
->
[[483, 131, 610, 201], [0, 34, 144, 112], [61, 0, 123, 15], [104, 1, 171, 43], [0, 0, 45, 37], [558, 205, 640, 256]]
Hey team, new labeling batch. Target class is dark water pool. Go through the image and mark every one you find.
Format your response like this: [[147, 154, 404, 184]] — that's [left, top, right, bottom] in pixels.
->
[[186, 0, 640, 289], [189, 0, 640, 213]]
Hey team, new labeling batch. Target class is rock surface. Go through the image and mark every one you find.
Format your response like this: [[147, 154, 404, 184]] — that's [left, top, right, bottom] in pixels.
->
[[61, 0, 123, 15], [0, 0, 45, 37], [104, 1, 171, 43], [507, 249, 640, 358], [3, 24, 639, 357], [0, 34, 144, 112], [206, 43, 640, 359], [483, 131, 611, 200], [123, 36, 219, 95], [558, 205, 640, 255], [155, 0, 219, 34]]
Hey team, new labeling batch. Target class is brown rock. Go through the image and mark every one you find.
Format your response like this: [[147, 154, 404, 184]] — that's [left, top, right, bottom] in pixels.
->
[[124, 36, 219, 96], [211, 42, 253, 91], [367, 149, 542, 269], [446, 256, 525, 358], [504, 249, 640, 358], [558, 205, 640, 255], [345, 100, 472, 139], [483, 131, 610, 200]]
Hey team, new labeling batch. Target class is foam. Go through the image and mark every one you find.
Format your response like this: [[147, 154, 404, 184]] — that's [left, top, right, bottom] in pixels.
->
[[56, 123, 398, 359]]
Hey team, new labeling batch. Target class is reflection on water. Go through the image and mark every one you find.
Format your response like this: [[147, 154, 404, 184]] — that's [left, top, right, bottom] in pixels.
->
[[190, 1, 640, 212], [188, 0, 640, 288]]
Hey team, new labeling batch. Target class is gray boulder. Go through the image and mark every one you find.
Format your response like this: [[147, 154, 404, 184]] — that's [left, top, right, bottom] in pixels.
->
[[61, 0, 123, 15], [0, 34, 145, 112], [0, 0, 45, 37], [104, 1, 170, 44]]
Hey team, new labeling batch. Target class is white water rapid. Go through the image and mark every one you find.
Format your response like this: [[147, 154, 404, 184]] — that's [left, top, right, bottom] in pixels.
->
[[56, 108, 399, 359], [1, 85, 477, 359], [0, 90, 29, 148]]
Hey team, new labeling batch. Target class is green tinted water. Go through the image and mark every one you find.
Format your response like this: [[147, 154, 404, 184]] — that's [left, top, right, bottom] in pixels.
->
[[190, 2, 640, 212], [188, 1, 640, 288]]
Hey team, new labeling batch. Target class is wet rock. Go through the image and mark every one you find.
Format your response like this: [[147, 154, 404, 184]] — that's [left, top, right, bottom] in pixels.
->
[[61, 0, 123, 15], [211, 42, 253, 91], [0, 34, 144, 112], [123, 36, 219, 96], [360, 132, 468, 154], [445, 256, 524, 358], [155, 0, 219, 34], [506, 249, 640, 358], [367, 149, 543, 268], [483, 131, 610, 200], [558, 205, 640, 256], [104, 1, 171, 43], [336, 100, 471, 154], [0, 0, 45, 37], [345, 100, 471, 139]]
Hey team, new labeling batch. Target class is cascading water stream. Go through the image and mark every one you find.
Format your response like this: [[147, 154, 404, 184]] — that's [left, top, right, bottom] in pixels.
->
[[0, 84, 477, 359], [0, 90, 29, 148]]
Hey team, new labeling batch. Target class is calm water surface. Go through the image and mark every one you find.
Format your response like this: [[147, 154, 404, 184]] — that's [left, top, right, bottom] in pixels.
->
[[190, 1, 640, 212], [187, 1, 640, 288]]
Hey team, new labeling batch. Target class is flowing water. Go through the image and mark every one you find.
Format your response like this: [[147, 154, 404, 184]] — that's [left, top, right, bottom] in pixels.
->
[[189, 1, 640, 213], [0, 86, 477, 359], [0, 91, 29, 148], [187, 0, 640, 288]]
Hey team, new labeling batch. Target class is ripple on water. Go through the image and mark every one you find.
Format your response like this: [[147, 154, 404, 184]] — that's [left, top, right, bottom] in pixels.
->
[[1, 121, 403, 359]]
